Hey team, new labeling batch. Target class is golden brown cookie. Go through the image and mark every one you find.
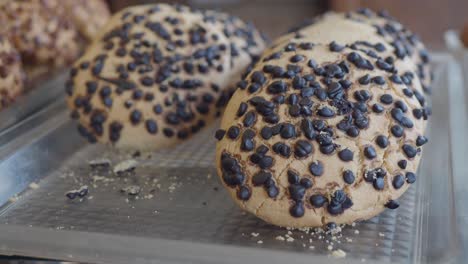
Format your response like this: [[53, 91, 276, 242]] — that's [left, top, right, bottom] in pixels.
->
[[215, 42, 429, 228], [66, 4, 266, 150], [0, 35, 24, 110]]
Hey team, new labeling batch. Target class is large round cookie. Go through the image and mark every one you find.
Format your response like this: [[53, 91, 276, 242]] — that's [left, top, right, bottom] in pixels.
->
[[275, 9, 432, 94], [66, 4, 266, 150], [62, 0, 111, 41], [215, 42, 429, 228], [0, 0, 82, 77], [0, 36, 24, 110]]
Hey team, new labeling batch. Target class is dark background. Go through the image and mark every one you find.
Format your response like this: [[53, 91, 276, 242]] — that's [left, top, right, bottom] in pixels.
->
[[107, 0, 468, 50]]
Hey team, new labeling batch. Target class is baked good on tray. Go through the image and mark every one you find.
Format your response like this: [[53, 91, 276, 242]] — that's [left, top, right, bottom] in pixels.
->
[[275, 9, 432, 94], [216, 10, 430, 228], [66, 4, 267, 150], [0, 36, 24, 110]]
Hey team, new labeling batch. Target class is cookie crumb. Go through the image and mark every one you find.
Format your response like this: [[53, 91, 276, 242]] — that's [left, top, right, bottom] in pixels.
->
[[275, 236, 285, 241], [332, 249, 346, 258], [251, 232, 259, 237], [113, 159, 138, 175], [29, 182, 40, 189], [257, 240, 263, 244]]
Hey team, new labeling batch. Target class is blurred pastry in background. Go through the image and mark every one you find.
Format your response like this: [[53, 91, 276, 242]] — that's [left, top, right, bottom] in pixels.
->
[[461, 23, 468, 48], [62, 0, 111, 41], [0, 0, 111, 81], [66, 4, 266, 150], [0, 35, 24, 110], [0, 0, 82, 78]]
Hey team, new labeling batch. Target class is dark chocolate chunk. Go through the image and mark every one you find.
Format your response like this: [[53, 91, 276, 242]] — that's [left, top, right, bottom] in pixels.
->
[[338, 149, 354, 161], [309, 161, 323, 176], [310, 194, 327, 208], [343, 170, 355, 184], [392, 174, 405, 189]]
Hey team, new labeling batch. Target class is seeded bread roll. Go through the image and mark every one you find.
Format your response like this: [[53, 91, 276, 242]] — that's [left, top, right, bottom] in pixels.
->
[[215, 42, 429, 228], [0, 0, 82, 77], [62, 0, 111, 41], [276, 9, 432, 94], [66, 4, 266, 150], [0, 36, 24, 110]]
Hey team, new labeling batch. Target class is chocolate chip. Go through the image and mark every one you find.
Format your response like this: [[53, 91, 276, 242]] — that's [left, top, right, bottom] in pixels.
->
[[416, 135, 428, 146], [243, 111, 256, 127], [372, 103, 384, 113], [372, 76, 386, 85], [301, 119, 316, 140], [280, 123, 296, 139], [252, 171, 272, 186], [391, 125, 404, 137], [310, 194, 327, 208], [347, 126, 359, 137], [364, 146, 377, 159], [237, 102, 248, 117], [289, 184, 306, 201], [309, 161, 323, 176], [251, 71, 266, 85], [402, 144, 417, 158], [380, 94, 393, 104], [130, 110, 142, 124], [392, 174, 405, 189], [394, 100, 408, 112], [237, 186, 251, 200], [288, 170, 300, 184], [290, 54, 305, 63], [385, 200, 400, 209], [289, 202, 305, 217], [375, 135, 388, 148], [300, 178, 313, 188], [329, 41, 345, 52], [373, 177, 385, 190], [294, 140, 313, 157], [317, 107, 335, 117], [258, 156, 273, 169], [338, 149, 353, 161], [390, 74, 402, 84], [354, 90, 371, 101], [397, 160, 407, 169], [268, 81, 287, 94], [272, 142, 291, 158], [406, 172, 416, 183], [267, 185, 279, 198], [227, 126, 240, 139], [358, 74, 371, 85], [403, 88, 414, 97], [342, 170, 355, 184]]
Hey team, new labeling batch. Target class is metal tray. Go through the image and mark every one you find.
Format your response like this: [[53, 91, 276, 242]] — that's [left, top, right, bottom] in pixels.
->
[[0, 54, 462, 264], [0, 72, 67, 133]]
